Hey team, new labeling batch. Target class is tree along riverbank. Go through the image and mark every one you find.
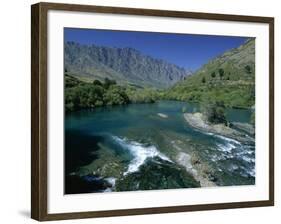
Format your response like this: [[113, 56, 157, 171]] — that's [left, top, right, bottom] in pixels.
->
[[65, 74, 255, 114]]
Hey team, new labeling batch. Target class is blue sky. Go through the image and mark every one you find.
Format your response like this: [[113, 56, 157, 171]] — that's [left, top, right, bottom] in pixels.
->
[[64, 28, 249, 71]]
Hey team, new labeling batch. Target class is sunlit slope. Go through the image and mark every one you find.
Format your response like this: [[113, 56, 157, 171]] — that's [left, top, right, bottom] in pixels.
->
[[165, 38, 255, 108]]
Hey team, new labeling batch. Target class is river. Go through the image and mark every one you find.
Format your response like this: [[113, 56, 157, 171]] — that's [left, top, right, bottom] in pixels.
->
[[65, 100, 255, 194]]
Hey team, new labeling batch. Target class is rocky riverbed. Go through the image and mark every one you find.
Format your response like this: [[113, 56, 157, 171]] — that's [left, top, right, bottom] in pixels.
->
[[183, 113, 255, 144]]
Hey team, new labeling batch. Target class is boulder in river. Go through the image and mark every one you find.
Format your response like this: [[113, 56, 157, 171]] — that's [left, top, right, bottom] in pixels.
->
[[157, 113, 168, 118]]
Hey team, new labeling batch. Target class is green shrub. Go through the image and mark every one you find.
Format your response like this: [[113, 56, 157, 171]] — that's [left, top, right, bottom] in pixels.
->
[[245, 65, 252, 74], [219, 68, 224, 79], [202, 101, 227, 125], [93, 80, 103, 86], [103, 78, 117, 89]]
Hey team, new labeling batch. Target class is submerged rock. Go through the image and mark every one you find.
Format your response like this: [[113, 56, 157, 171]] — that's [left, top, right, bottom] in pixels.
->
[[176, 152, 216, 187], [115, 157, 200, 191], [76, 142, 126, 179], [157, 113, 168, 118]]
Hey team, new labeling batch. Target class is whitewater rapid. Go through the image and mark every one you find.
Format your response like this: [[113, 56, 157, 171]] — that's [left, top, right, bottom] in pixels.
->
[[112, 136, 172, 175], [205, 132, 255, 177]]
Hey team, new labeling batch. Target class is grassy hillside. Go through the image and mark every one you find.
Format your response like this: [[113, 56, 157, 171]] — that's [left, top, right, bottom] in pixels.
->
[[164, 38, 255, 109]]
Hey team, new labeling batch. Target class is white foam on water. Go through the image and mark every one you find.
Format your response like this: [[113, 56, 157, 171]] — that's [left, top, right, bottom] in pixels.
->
[[240, 165, 256, 177], [194, 128, 255, 179], [112, 136, 172, 175], [205, 132, 214, 136], [241, 155, 255, 163], [248, 169, 256, 177], [216, 142, 236, 153], [215, 134, 241, 145], [228, 164, 239, 172], [236, 149, 254, 157], [205, 132, 242, 154], [104, 177, 116, 187]]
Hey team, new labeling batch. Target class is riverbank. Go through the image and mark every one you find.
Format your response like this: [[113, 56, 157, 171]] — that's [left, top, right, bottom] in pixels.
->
[[183, 112, 254, 143]]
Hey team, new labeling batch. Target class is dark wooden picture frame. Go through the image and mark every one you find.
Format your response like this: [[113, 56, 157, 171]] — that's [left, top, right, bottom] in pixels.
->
[[31, 2, 274, 221]]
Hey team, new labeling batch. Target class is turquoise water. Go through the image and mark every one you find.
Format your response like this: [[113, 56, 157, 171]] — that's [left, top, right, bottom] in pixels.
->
[[65, 101, 255, 194]]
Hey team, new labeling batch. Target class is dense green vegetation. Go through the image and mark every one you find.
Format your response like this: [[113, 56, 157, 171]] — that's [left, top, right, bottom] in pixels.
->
[[164, 79, 255, 109], [164, 39, 255, 109], [201, 101, 227, 125], [65, 74, 160, 112]]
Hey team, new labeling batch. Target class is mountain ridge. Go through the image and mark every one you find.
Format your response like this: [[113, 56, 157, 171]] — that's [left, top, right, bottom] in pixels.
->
[[65, 41, 192, 89]]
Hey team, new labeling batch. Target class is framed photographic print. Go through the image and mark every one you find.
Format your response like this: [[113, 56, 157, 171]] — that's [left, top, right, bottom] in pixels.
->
[[31, 2, 274, 221]]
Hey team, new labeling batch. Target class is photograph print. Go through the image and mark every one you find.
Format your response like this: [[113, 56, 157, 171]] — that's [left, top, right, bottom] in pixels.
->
[[64, 28, 255, 194]]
